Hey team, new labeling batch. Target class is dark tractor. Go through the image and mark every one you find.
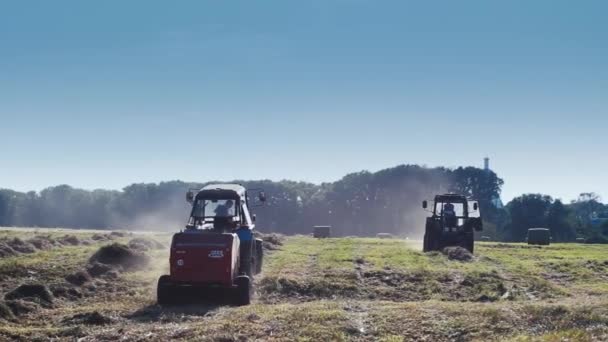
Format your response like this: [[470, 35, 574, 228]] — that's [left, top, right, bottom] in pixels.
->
[[422, 194, 483, 253], [157, 184, 266, 306]]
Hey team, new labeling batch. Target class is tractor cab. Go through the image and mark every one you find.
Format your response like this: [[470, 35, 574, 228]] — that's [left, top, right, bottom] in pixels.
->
[[422, 194, 483, 253], [185, 184, 258, 232]]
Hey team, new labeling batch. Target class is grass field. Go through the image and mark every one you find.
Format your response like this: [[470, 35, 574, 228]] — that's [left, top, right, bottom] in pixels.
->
[[0, 229, 606, 341]]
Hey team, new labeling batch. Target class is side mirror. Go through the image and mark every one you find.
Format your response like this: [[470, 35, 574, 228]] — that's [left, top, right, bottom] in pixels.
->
[[473, 202, 478, 211], [252, 214, 256, 222], [186, 191, 195, 204], [258, 191, 266, 202], [422, 200, 428, 209]]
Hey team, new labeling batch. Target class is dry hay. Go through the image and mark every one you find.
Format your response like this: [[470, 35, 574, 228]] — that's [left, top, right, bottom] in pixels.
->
[[62, 311, 115, 326], [442, 247, 474, 262], [5, 284, 54, 307], [89, 243, 150, 271]]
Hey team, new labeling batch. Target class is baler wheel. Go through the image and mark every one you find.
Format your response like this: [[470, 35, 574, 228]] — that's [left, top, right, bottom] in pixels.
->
[[157, 275, 174, 305]]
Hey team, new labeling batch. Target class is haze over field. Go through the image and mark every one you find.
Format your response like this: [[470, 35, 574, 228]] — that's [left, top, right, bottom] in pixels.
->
[[1, 1, 607, 202]]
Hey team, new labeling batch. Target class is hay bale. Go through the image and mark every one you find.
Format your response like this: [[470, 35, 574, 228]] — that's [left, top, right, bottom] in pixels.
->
[[89, 243, 149, 271], [527, 228, 551, 246], [5, 284, 54, 306], [376, 233, 393, 239], [313, 226, 331, 238]]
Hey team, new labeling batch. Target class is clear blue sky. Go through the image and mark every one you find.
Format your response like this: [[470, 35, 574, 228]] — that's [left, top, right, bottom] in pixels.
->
[[0, 0, 606, 203]]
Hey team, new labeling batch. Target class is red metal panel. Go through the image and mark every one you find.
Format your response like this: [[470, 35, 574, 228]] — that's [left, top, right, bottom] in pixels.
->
[[169, 232, 239, 287]]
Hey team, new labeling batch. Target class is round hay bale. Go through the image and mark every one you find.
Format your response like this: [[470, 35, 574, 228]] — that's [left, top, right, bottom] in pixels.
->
[[376, 233, 394, 239]]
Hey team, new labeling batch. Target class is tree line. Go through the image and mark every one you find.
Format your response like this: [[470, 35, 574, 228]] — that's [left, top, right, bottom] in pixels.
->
[[0, 164, 606, 242]]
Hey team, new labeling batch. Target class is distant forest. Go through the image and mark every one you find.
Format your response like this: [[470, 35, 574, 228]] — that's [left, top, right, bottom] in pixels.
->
[[0, 164, 606, 242]]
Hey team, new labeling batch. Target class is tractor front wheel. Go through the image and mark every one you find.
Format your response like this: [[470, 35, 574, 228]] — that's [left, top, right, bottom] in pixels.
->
[[235, 275, 251, 306], [157, 275, 174, 305]]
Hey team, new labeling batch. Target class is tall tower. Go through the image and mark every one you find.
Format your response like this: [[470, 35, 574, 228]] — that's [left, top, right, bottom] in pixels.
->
[[484, 157, 490, 171]]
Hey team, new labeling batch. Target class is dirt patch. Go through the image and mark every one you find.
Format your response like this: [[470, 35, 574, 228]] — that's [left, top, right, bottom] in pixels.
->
[[442, 247, 474, 262], [62, 311, 115, 325], [65, 270, 92, 286], [5, 284, 54, 306], [89, 243, 150, 271]]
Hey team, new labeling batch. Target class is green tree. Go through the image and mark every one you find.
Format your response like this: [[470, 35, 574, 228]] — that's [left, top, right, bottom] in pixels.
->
[[546, 200, 575, 242], [504, 194, 553, 242]]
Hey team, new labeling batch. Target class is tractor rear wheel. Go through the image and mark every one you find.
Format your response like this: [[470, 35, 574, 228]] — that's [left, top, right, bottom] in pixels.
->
[[157, 275, 174, 305], [255, 239, 264, 274], [235, 275, 251, 306]]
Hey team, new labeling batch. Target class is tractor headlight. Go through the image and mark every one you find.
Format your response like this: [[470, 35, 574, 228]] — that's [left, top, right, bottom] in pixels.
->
[[177, 259, 184, 266]]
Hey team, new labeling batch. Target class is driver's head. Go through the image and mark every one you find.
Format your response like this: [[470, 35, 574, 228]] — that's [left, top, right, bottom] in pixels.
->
[[225, 200, 234, 207], [444, 203, 454, 210]]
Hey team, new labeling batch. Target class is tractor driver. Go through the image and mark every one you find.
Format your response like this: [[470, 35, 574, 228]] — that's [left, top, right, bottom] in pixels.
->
[[443, 202, 458, 227], [215, 200, 234, 217]]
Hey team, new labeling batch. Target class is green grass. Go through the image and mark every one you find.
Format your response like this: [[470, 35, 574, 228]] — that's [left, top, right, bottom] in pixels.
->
[[0, 230, 607, 341]]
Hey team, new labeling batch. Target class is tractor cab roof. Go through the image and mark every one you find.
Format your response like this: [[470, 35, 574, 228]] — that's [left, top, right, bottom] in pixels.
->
[[434, 193, 468, 203], [196, 184, 247, 201]]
